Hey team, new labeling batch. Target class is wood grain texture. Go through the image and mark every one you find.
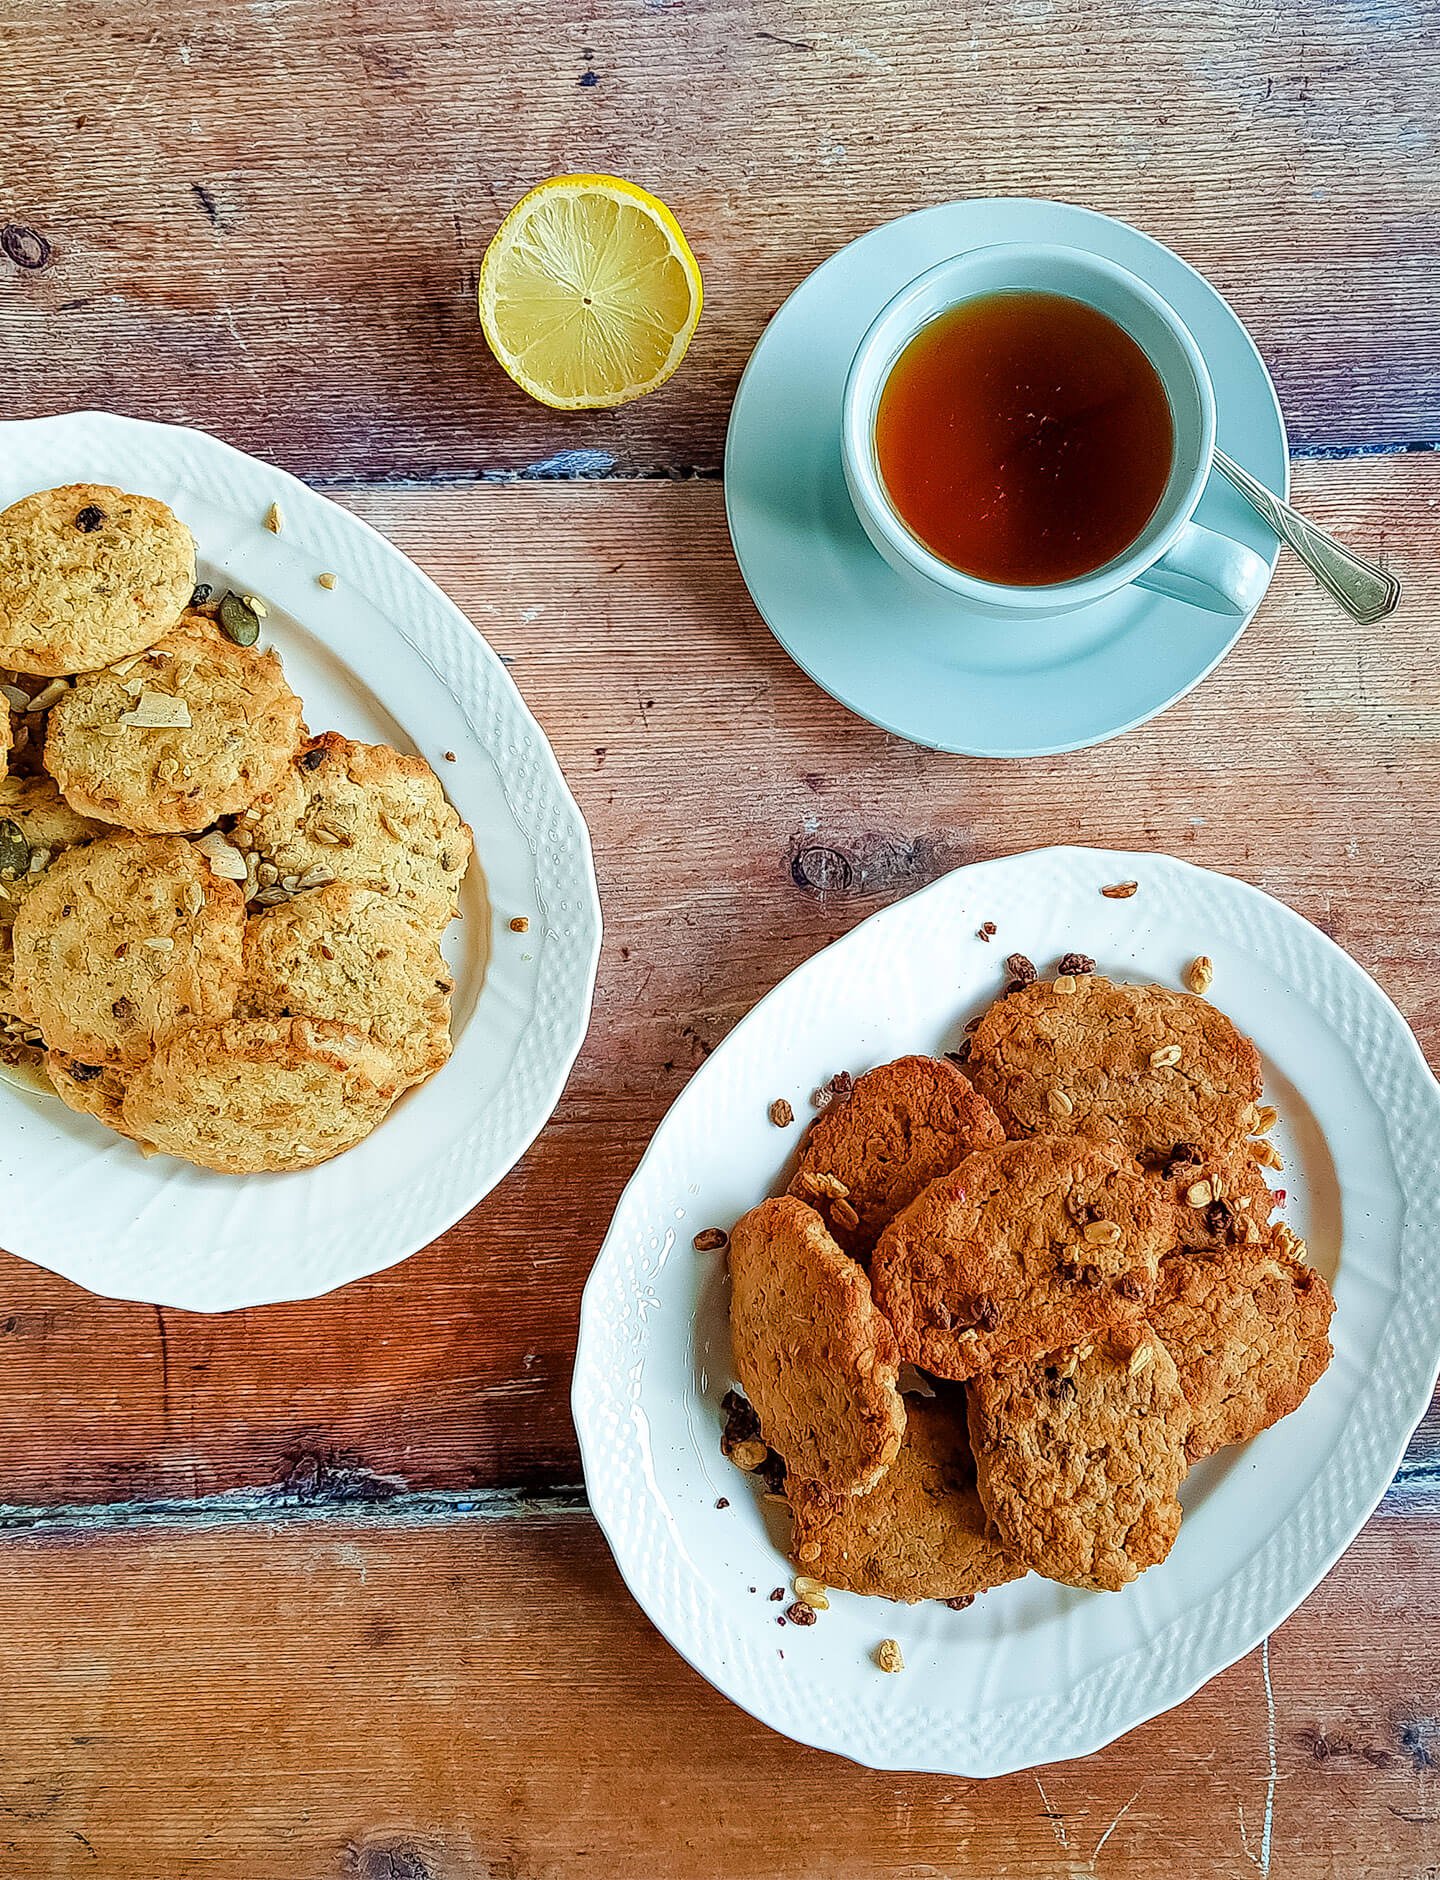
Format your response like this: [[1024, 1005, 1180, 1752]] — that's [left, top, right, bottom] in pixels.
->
[[0, 461, 1433, 1509], [0, 1508, 1430, 1877], [1, 0, 1436, 477]]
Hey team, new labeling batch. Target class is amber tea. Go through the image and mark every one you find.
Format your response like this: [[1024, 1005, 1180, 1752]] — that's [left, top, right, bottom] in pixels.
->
[[873, 291, 1174, 587]]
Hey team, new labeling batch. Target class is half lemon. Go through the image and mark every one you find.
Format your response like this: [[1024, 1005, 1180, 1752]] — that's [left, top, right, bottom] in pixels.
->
[[478, 174, 703, 410]]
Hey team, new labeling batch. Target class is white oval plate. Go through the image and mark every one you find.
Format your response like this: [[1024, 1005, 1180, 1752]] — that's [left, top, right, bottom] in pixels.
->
[[0, 411, 601, 1312], [573, 847, 1440, 1775]]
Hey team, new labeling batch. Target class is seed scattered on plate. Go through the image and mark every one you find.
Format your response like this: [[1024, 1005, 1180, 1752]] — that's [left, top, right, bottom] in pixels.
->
[[264, 501, 283, 534], [218, 592, 262, 647]]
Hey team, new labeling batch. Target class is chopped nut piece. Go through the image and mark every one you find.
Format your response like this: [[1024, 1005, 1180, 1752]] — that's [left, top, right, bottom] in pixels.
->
[[1186, 1180, 1214, 1208], [1101, 880, 1139, 899], [509, 915, 530, 933], [118, 691, 192, 730], [832, 1197, 860, 1232], [1149, 1044, 1182, 1069], [876, 1638, 905, 1674], [692, 1227, 728, 1253], [1053, 974, 1077, 995], [795, 1541, 822, 1566], [1047, 1088, 1073, 1117], [1185, 954, 1214, 996], [1254, 1104, 1279, 1134], [797, 1170, 849, 1201], [768, 1097, 795, 1128], [793, 1577, 829, 1609], [730, 1439, 769, 1473], [264, 501, 283, 534], [242, 593, 269, 619], [1251, 1140, 1284, 1171], [1129, 1343, 1154, 1374], [1082, 1219, 1122, 1245], [317, 571, 338, 590]]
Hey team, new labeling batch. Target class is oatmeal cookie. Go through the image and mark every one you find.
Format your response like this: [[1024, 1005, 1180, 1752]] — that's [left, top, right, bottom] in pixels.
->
[[788, 1054, 1005, 1256], [44, 613, 304, 833], [1150, 1242, 1334, 1460], [968, 1327, 1190, 1591], [0, 775, 108, 927], [1158, 1141, 1277, 1253], [729, 1195, 906, 1496], [0, 485, 195, 675], [231, 733, 472, 931], [788, 1392, 1025, 1602], [968, 974, 1263, 1163], [10, 833, 244, 1067], [239, 882, 453, 1086], [46, 1051, 133, 1135], [870, 1136, 1175, 1381], [121, 1015, 405, 1173]]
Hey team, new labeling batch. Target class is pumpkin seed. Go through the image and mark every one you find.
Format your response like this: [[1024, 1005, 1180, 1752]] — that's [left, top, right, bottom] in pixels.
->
[[218, 592, 261, 646], [0, 820, 29, 879]]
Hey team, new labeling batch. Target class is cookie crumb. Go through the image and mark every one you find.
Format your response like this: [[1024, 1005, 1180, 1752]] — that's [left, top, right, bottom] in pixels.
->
[[768, 1097, 795, 1128], [692, 1227, 728, 1253], [1101, 880, 1139, 899], [317, 572, 338, 590], [977, 920, 997, 941], [875, 1638, 905, 1674], [263, 501, 283, 535], [1185, 954, 1214, 996], [1057, 951, 1095, 975]]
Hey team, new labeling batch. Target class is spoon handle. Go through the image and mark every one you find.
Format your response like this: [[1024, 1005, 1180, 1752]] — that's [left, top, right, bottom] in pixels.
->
[[1214, 448, 1400, 627]]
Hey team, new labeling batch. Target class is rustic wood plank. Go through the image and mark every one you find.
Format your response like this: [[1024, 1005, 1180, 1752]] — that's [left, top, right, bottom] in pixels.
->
[[0, 1507, 1428, 1875], [1, 0, 1436, 476], [0, 460, 1432, 1507]]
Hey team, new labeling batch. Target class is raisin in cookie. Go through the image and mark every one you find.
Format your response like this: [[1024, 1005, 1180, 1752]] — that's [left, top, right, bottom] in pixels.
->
[[122, 1016, 406, 1174], [46, 1051, 134, 1136], [1160, 1141, 1277, 1253], [968, 1327, 1191, 1592], [871, 1137, 1175, 1381], [44, 613, 304, 833], [788, 1054, 1005, 1257], [968, 975, 1263, 1163], [231, 734, 472, 931], [788, 1392, 1025, 1602], [1150, 1242, 1334, 1460], [729, 1195, 905, 1496], [0, 485, 195, 676], [239, 882, 452, 1086], [10, 833, 244, 1067]]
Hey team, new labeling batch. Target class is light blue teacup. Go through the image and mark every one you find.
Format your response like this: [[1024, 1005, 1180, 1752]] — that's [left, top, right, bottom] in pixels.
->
[[841, 244, 1271, 619]]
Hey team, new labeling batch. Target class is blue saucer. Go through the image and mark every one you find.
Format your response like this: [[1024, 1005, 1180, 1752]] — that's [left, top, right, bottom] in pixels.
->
[[724, 200, 1287, 758]]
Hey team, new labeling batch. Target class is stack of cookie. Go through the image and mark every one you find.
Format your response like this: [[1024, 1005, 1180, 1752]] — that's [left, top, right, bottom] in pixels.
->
[[0, 483, 471, 1173], [727, 971, 1334, 1601]]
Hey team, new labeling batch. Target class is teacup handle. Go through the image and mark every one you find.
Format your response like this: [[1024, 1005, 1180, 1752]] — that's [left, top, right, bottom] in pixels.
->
[[1135, 519, 1271, 617]]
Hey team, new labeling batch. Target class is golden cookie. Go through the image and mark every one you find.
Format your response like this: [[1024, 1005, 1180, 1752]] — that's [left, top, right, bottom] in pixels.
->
[[1150, 1242, 1334, 1460], [788, 1055, 1005, 1256], [968, 1327, 1190, 1592], [2, 670, 67, 778], [968, 974, 1263, 1163], [121, 1016, 406, 1174], [10, 833, 244, 1067], [788, 1392, 1025, 1602], [0, 485, 195, 676], [729, 1195, 905, 1496], [44, 613, 304, 833], [231, 733, 472, 931], [239, 882, 452, 1086], [45, 1051, 133, 1135], [870, 1137, 1175, 1381], [0, 775, 108, 927], [1160, 1141, 1277, 1253]]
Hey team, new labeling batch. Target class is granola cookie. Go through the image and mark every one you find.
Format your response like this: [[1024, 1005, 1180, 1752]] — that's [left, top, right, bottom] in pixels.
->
[[788, 1392, 1025, 1602], [0, 775, 108, 928], [239, 882, 453, 1086], [121, 1015, 406, 1173], [45, 1051, 133, 1135], [968, 1327, 1191, 1591], [870, 1136, 1174, 1381], [44, 613, 304, 833], [729, 1195, 905, 1496], [0, 485, 195, 676], [10, 833, 244, 1067], [1159, 1141, 1277, 1253], [788, 1054, 1005, 1256], [231, 733, 472, 931], [1150, 1242, 1334, 1460], [968, 974, 1263, 1163], [2, 670, 66, 777]]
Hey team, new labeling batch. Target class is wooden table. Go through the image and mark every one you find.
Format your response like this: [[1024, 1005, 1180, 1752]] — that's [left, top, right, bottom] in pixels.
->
[[2, 3, 1438, 1872]]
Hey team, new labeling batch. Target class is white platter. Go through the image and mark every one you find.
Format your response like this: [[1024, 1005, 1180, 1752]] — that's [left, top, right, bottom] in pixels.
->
[[573, 847, 1440, 1775], [0, 411, 601, 1312]]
